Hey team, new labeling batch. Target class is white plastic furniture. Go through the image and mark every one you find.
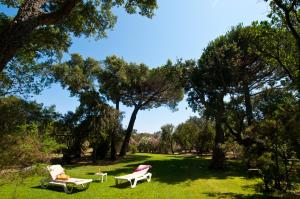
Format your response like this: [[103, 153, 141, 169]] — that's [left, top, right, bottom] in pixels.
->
[[115, 165, 152, 188], [40, 165, 92, 193], [95, 172, 107, 182]]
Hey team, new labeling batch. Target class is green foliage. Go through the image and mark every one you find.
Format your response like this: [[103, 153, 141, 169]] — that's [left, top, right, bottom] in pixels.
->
[[265, 0, 300, 91], [173, 117, 214, 154], [52, 54, 100, 95], [129, 144, 138, 154], [98, 56, 184, 156], [132, 133, 160, 153], [0, 96, 59, 136], [98, 55, 128, 108], [55, 91, 120, 162], [173, 120, 196, 152], [0, 21, 71, 96], [0, 0, 158, 71], [52, 54, 121, 161], [0, 123, 65, 169], [195, 118, 215, 155], [184, 21, 298, 170], [0, 96, 69, 169], [0, 96, 65, 168], [246, 92, 300, 192], [119, 60, 184, 111], [223, 138, 243, 159], [159, 124, 174, 154], [0, 58, 54, 97]]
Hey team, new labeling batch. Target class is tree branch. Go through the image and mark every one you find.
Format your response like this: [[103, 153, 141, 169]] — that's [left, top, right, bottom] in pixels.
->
[[274, 0, 300, 56], [37, 0, 82, 25]]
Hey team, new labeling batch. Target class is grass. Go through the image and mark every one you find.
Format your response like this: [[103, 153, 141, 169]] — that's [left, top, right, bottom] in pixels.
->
[[0, 153, 277, 199]]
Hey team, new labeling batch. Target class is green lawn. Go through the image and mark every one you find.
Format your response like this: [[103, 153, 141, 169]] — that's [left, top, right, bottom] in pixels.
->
[[0, 153, 271, 199]]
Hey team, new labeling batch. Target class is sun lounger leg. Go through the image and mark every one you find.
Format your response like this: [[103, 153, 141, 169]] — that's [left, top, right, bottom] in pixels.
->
[[131, 179, 137, 188], [147, 173, 152, 182], [40, 179, 48, 189], [63, 184, 73, 194]]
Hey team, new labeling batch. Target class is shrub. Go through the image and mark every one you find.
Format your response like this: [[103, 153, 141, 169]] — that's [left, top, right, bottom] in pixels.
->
[[130, 144, 138, 154], [0, 123, 65, 169]]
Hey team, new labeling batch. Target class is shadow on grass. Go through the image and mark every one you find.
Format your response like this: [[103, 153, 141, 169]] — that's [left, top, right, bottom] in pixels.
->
[[63, 154, 151, 169], [52, 154, 258, 188], [110, 178, 150, 189], [202, 192, 280, 199], [108, 156, 249, 185], [31, 184, 90, 194]]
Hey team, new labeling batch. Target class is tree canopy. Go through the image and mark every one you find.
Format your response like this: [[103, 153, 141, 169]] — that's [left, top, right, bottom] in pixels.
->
[[0, 0, 157, 74], [102, 59, 184, 156]]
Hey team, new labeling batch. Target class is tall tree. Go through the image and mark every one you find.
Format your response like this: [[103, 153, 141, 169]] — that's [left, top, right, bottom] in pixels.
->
[[172, 117, 214, 155], [0, 0, 157, 72], [0, 95, 59, 137], [76, 91, 119, 162], [266, 0, 300, 90], [119, 61, 184, 156], [222, 24, 282, 146], [97, 55, 128, 160], [160, 124, 175, 154], [185, 23, 294, 169], [185, 36, 236, 169], [53, 54, 120, 161], [98, 55, 128, 110], [0, 58, 54, 97], [267, 0, 300, 54], [173, 118, 199, 153]]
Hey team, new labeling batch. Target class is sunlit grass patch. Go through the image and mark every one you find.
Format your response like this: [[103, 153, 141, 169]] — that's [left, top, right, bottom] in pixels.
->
[[0, 153, 277, 199]]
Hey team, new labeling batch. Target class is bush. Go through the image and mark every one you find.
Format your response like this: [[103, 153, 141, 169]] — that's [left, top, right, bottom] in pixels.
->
[[223, 139, 243, 159], [0, 123, 65, 169], [247, 116, 300, 192], [130, 144, 138, 154]]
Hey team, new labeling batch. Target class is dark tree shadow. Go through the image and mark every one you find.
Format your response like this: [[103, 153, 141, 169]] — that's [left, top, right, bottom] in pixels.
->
[[108, 156, 249, 185], [62, 154, 151, 169], [31, 184, 89, 194], [202, 192, 280, 199], [110, 178, 149, 189]]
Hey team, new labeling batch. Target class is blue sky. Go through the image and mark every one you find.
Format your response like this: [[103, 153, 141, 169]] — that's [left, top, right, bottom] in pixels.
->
[[2, 0, 270, 133]]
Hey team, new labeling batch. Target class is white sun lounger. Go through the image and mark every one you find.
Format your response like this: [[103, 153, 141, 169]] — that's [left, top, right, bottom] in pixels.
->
[[40, 165, 92, 193], [115, 165, 152, 188]]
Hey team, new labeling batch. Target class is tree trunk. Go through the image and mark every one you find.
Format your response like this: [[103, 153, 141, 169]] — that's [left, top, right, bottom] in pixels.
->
[[243, 79, 253, 126], [110, 130, 117, 161], [110, 101, 119, 161], [0, 0, 80, 72], [70, 131, 83, 159], [170, 140, 174, 154], [0, 15, 40, 72], [274, 126, 281, 190], [211, 96, 226, 169], [92, 139, 110, 163], [119, 106, 139, 157]]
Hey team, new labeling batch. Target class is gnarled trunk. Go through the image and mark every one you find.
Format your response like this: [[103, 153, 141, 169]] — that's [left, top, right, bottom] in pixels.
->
[[110, 130, 117, 161], [0, 14, 40, 71], [170, 139, 174, 154], [211, 95, 225, 169], [92, 139, 110, 163], [0, 0, 80, 72], [110, 101, 119, 161], [119, 106, 139, 157], [243, 79, 253, 126]]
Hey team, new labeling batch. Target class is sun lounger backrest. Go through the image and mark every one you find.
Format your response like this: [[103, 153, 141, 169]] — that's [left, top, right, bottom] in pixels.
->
[[133, 168, 149, 177], [133, 165, 150, 177], [47, 165, 65, 180]]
